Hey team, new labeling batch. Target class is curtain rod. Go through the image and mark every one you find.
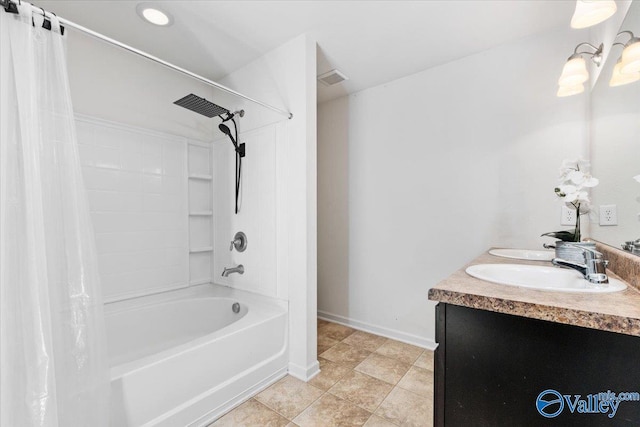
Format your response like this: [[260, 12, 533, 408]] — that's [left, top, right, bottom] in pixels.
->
[[1, 0, 294, 120]]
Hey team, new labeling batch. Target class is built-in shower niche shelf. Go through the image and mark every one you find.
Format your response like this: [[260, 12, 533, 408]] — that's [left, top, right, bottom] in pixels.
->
[[188, 174, 212, 181], [189, 247, 213, 253], [189, 211, 213, 216]]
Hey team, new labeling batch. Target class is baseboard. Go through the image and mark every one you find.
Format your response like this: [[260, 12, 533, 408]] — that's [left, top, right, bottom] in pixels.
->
[[317, 310, 437, 350], [288, 359, 321, 382]]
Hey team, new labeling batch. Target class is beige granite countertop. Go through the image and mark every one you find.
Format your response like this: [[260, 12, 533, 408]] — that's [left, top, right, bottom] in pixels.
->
[[428, 250, 640, 337]]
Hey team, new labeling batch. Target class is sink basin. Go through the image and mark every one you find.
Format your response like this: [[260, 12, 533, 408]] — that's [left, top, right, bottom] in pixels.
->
[[489, 248, 554, 262], [466, 264, 627, 293]]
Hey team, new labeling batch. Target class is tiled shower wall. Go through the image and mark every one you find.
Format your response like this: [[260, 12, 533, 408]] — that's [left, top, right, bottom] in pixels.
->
[[76, 116, 212, 302]]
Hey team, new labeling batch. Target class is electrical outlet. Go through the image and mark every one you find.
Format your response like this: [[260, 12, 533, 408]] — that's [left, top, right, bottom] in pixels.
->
[[599, 204, 618, 226], [561, 206, 576, 226]]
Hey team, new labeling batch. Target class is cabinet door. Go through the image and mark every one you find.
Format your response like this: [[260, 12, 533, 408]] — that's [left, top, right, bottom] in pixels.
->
[[437, 303, 640, 426]]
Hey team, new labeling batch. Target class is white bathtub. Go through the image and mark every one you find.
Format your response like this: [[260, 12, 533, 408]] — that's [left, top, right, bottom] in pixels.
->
[[106, 284, 288, 426]]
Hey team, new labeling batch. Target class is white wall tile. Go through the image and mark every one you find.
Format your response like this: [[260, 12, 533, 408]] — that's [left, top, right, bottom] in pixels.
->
[[77, 117, 191, 302], [82, 167, 120, 191], [188, 145, 211, 176], [189, 252, 212, 283]]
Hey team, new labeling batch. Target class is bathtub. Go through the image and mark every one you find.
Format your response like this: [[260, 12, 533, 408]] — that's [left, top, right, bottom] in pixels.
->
[[106, 284, 288, 426]]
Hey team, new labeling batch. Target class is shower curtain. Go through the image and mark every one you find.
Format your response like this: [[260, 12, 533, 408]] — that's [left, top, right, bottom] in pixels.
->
[[0, 2, 109, 426]]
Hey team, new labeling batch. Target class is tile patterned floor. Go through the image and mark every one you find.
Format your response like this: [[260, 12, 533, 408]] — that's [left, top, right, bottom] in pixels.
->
[[211, 319, 434, 426]]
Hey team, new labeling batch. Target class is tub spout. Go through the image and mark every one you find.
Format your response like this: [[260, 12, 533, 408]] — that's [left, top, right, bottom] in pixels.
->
[[222, 264, 244, 277]]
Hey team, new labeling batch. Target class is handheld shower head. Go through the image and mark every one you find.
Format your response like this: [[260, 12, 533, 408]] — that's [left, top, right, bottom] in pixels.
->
[[218, 123, 237, 146]]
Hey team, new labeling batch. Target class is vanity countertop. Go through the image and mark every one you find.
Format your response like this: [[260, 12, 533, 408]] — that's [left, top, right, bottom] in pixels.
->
[[428, 250, 640, 337]]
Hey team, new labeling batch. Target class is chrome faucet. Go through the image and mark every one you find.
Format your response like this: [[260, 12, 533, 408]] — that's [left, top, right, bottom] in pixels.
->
[[222, 264, 244, 277], [552, 244, 609, 284]]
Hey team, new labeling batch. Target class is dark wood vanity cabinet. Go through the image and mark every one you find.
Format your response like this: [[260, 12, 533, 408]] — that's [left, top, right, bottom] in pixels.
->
[[434, 303, 640, 426]]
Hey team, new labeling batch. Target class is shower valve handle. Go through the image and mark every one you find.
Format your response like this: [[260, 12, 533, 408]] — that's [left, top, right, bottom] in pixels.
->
[[229, 231, 247, 252]]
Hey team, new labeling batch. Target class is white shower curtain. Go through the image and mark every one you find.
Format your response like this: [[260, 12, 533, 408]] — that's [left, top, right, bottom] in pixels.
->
[[0, 3, 109, 426]]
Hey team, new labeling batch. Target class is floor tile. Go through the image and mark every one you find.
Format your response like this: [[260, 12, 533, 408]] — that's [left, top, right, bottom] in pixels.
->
[[342, 331, 388, 352], [328, 371, 393, 412], [375, 340, 423, 365], [396, 365, 433, 398], [355, 353, 411, 385], [363, 414, 398, 427], [320, 342, 371, 365], [318, 322, 356, 341], [375, 387, 431, 426], [293, 393, 371, 427], [255, 376, 324, 420], [210, 399, 289, 427], [318, 334, 340, 354], [309, 357, 353, 391], [413, 351, 434, 371], [318, 318, 330, 327]]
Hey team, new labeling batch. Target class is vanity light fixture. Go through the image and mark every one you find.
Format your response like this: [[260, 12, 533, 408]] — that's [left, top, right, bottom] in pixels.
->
[[557, 42, 603, 96], [136, 2, 173, 26], [609, 58, 640, 86], [609, 35, 640, 87], [557, 83, 585, 97], [570, 0, 617, 29], [618, 31, 640, 74]]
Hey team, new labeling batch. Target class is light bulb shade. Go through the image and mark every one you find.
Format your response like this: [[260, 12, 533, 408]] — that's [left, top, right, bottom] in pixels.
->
[[558, 56, 589, 87], [570, 0, 617, 29], [610, 59, 640, 87], [620, 40, 640, 74], [557, 83, 585, 97]]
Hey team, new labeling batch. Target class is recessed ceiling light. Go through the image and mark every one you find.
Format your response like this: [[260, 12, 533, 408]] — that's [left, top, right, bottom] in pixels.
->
[[136, 3, 173, 26]]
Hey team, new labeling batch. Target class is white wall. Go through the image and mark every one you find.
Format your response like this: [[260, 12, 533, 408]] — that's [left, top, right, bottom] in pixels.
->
[[317, 98, 350, 317], [317, 28, 590, 347], [213, 34, 318, 380], [213, 126, 278, 297]]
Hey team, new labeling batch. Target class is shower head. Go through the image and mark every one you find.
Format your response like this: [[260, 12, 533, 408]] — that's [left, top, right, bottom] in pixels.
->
[[173, 93, 229, 118], [219, 123, 241, 153], [218, 123, 235, 141]]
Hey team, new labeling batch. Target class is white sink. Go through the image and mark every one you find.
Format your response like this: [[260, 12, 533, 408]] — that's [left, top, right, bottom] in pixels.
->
[[466, 264, 627, 293], [489, 248, 554, 262]]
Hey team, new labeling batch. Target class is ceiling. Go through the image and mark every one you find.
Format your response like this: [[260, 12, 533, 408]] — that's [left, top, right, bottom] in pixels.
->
[[38, 1, 577, 103]]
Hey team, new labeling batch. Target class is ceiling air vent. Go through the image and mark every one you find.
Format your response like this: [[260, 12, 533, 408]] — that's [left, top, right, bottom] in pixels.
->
[[317, 69, 348, 86]]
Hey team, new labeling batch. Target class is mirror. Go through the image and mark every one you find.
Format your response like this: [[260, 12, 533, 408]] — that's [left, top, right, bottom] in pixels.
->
[[590, 1, 640, 252]]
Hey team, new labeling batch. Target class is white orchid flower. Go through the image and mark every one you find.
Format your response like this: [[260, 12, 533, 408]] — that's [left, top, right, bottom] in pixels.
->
[[567, 170, 585, 185], [566, 170, 599, 187], [556, 184, 577, 196], [562, 189, 589, 204], [576, 191, 590, 202]]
